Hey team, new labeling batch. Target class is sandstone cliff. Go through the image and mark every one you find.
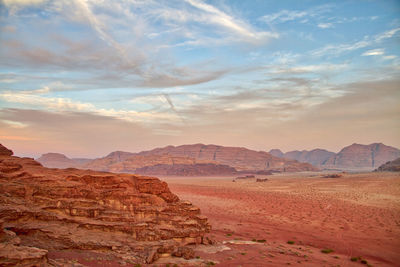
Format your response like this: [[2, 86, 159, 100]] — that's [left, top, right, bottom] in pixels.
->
[[324, 143, 400, 170], [82, 144, 317, 174], [0, 144, 211, 265], [136, 144, 318, 172]]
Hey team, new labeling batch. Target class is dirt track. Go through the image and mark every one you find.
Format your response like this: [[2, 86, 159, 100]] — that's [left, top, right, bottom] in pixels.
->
[[164, 172, 400, 266]]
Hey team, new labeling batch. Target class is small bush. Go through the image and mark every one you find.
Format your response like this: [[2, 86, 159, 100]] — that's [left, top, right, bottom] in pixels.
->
[[226, 233, 232, 237], [257, 239, 266, 243], [206, 262, 215, 266], [360, 259, 368, 264], [134, 264, 141, 267], [287, 241, 295, 244], [321, 249, 334, 254], [351, 257, 358, 262]]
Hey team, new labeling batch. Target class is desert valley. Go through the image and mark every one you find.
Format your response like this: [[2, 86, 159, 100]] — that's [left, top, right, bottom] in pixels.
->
[[1, 142, 400, 266]]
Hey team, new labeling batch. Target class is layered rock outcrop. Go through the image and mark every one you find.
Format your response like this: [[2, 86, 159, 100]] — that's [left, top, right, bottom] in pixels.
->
[[0, 144, 210, 265]]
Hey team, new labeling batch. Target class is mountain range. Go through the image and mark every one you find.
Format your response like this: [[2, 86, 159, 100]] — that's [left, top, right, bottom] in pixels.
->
[[37, 142, 400, 175], [269, 143, 400, 171], [38, 144, 317, 175]]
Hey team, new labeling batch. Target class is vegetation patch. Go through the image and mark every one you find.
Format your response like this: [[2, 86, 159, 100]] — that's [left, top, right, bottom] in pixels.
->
[[321, 249, 334, 254], [287, 240, 295, 244]]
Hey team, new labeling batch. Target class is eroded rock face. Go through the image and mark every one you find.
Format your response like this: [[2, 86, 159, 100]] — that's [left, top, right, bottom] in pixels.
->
[[86, 144, 318, 173], [324, 143, 400, 170], [0, 144, 211, 265]]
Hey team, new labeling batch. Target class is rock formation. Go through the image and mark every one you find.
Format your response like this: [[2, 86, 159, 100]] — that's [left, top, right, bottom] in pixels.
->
[[135, 163, 237, 176], [84, 154, 237, 176], [107, 154, 214, 173], [83, 151, 136, 171], [268, 149, 284, 158], [81, 144, 317, 174], [324, 143, 400, 170], [375, 157, 400, 172], [37, 153, 91, 169], [270, 143, 400, 171], [136, 144, 318, 172], [282, 149, 335, 167], [0, 144, 211, 265]]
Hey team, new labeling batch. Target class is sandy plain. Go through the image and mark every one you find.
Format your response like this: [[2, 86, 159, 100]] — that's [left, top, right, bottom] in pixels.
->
[[44, 172, 400, 266], [161, 172, 400, 267]]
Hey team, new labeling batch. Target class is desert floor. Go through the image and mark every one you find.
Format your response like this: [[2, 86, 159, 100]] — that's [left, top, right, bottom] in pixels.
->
[[159, 172, 400, 267], [46, 172, 400, 267]]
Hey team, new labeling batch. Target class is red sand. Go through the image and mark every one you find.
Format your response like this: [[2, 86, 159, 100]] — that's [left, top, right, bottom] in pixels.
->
[[162, 172, 400, 266]]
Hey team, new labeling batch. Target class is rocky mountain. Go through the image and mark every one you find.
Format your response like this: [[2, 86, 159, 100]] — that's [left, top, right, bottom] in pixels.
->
[[82, 144, 317, 175], [101, 154, 212, 173], [282, 149, 335, 166], [83, 151, 136, 171], [324, 143, 400, 170], [136, 144, 318, 172], [268, 149, 284, 158], [0, 144, 211, 265], [36, 152, 91, 169], [375, 157, 400, 172]]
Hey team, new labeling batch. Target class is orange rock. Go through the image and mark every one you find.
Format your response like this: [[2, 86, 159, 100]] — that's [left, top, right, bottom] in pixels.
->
[[0, 144, 211, 265]]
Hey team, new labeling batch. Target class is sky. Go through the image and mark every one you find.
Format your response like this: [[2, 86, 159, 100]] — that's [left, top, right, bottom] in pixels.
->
[[0, 0, 399, 158]]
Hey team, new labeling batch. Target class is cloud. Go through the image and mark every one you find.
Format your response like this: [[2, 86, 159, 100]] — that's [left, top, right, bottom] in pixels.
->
[[0, 1, 247, 89], [311, 27, 400, 57], [260, 5, 332, 25], [184, 0, 276, 42], [271, 63, 348, 74], [362, 49, 384, 56], [317, 23, 333, 29], [383, 55, 397, 60], [260, 10, 309, 24], [2, 0, 47, 6], [0, 90, 182, 124], [375, 27, 400, 42]]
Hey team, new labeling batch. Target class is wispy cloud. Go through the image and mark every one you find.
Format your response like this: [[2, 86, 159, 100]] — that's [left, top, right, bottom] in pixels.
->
[[362, 48, 384, 56], [261, 10, 309, 24], [260, 5, 332, 25], [0, 90, 182, 124], [312, 27, 400, 57]]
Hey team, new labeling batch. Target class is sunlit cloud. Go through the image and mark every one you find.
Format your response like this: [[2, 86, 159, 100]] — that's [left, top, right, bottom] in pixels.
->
[[362, 49, 384, 56]]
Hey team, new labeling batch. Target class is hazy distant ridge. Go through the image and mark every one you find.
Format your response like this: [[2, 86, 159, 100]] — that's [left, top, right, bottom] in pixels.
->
[[270, 143, 400, 170]]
